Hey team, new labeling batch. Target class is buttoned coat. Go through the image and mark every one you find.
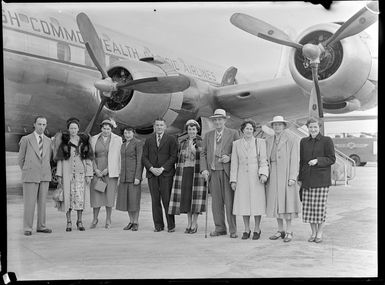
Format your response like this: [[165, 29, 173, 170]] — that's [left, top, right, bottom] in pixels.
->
[[90, 132, 122, 178], [200, 127, 240, 178], [142, 133, 178, 178], [18, 133, 53, 183], [230, 138, 269, 215], [298, 133, 336, 188], [120, 138, 144, 182], [265, 130, 300, 216]]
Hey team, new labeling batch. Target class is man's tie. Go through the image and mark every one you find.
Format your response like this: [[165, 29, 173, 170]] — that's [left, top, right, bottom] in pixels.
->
[[38, 135, 43, 158], [216, 132, 222, 143], [157, 134, 161, 147]]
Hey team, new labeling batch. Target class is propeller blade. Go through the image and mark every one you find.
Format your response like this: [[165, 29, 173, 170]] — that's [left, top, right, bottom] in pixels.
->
[[230, 13, 303, 50], [84, 96, 107, 135], [309, 64, 324, 134], [77, 13, 108, 78], [116, 75, 190, 94], [324, 1, 379, 47]]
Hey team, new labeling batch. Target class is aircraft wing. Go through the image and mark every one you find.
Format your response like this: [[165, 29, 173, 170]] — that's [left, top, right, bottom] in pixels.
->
[[213, 77, 308, 122]]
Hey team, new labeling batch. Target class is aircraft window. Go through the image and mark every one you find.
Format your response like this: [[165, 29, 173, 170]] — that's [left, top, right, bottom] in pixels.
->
[[85, 49, 94, 67], [50, 17, 60, 26], [19, 14, 29, 23], [57, 42, 71, 61]]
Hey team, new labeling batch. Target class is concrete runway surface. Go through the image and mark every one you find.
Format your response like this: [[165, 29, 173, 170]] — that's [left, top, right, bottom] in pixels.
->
[[5, 152, 377, 280]]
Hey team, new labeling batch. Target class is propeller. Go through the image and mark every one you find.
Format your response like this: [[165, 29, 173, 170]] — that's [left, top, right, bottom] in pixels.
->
[[76, 13, 191, 134], [230, 1, 379, 133]]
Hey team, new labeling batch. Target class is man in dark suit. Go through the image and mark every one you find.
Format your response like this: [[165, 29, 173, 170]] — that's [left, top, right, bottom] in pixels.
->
[[18, 115, 53, 236], [201, 109, 240, 238], [142, 118, 178, 232]]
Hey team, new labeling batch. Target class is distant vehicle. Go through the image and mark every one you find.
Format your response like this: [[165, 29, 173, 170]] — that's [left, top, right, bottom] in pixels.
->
[[331, 133, 377, 166]]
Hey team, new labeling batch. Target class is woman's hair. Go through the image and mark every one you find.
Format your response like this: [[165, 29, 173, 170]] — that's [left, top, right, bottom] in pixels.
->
[[306, 117, 322, 127], [185, 121, 200, 132], [121, 126, 136, 135], [240, 119, 257, 133], [101, 122, 113, 129], [66, 117, 80, 129]]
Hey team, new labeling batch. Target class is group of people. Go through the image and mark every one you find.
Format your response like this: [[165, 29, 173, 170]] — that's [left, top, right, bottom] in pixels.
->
[[18, 108, 336, 243]]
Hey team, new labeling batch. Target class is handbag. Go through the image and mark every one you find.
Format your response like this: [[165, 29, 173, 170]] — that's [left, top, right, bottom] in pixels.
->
[[94, 177, 107, 192], [53, 184, 64, 202]]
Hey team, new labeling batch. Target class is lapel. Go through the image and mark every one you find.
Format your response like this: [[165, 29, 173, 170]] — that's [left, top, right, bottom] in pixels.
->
[[29, 133, 41, 158], [91, 133, 101, 151], [42, 135, 51, 159], [266, 136, 274, 159], [208, 130, 215, 156], [221, 127, 231, 148], [277, 131, 288, 151]]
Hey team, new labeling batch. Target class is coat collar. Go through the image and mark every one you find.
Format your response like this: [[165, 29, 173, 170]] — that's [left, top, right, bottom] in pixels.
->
[[306, 133, 322, 141]]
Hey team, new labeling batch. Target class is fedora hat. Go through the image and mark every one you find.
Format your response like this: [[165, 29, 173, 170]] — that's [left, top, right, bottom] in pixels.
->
[[268, 116, 290, 127], [209, 109, 230, 119]]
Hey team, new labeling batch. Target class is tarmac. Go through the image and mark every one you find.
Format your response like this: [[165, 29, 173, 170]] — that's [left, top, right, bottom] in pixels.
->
[[4, 152, 378, 280]]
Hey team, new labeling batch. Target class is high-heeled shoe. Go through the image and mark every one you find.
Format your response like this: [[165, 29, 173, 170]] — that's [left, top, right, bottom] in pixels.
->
[[269, 231, 285, 240], [90, 218, 98, 229], [252, 230, 262, 240], [66, 221, 72, 232], [76, 221, 85, 231], [105, 220, 111, 229], [283, 232, 293, 242], [184, 227, 191, 234], [242, 230, 251, 239], [308, 235, 316, 242], [190, 225, 198, 234]]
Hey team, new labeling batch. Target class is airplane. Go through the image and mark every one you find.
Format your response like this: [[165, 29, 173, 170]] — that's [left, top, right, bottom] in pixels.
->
[[3, 2, 378, 153]]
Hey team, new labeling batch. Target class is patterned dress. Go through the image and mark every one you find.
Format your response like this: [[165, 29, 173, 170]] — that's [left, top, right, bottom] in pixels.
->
[[68, 142, 86, 210]]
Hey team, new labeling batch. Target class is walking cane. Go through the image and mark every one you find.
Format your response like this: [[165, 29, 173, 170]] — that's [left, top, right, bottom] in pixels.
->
[[204, 177, 209, 238]]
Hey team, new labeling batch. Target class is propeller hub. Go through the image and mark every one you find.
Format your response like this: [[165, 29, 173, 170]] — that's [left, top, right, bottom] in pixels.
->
[[302, 43, 322, 64], [94, 77, 117, 94]]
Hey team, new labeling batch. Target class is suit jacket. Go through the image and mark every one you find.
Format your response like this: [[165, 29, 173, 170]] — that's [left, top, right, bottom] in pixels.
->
[[120, 138, 144, 182], [298, 133, 336, 188], [18, 133, 53, 183], [90, 132, 122, 178], [142, 133, 178, 178], [200, 127, 240, 177]]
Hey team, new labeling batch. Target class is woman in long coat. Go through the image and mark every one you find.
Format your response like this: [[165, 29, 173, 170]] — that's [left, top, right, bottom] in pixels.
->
[[116, 127, 143, 231], [298, 117, 336, 243], [230, 120, 269, 240], [90, 119, 122, 229], [265, 116, 301, 242], [55, 117, 94, 231], [168, 120, 206, 234]]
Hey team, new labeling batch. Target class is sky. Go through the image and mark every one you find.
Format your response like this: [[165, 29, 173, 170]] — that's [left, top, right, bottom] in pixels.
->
[[6, 1, 379, 134]]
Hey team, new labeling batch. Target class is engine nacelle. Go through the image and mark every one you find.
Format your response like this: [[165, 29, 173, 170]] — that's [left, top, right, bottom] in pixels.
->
[[289, 23, 375, 109]]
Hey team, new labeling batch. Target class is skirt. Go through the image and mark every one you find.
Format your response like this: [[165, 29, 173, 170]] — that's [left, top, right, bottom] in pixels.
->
[[302, 187, 329, 223], [180, 167, 194, 213], [90, 176, 118, 208], [116, 182, 141, 212]]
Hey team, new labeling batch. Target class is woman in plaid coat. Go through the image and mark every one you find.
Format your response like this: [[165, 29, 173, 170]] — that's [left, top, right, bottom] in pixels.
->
[[168, 120, 206, 234], [298, 117, 336, 243]]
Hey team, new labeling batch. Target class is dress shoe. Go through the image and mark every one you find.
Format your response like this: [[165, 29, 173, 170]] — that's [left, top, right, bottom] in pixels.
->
[[66, 221, 72, 232], [131, 223, 138, 231], [230, 233, 238, 238], [315, 237, 323, 243], [168, 227, 176, 233], [283, 232, 293, 242], [76, 221, 85, 231], [90, 218, 98, 229], [241, 231, 251, 240], [308, 235, 316, 242], [190, 225, 198, 234], [154, 227, 164, 232], [105, 223, 111, 229], [210, 231, 227, 237], [184, 227, 191, 234], [252, 230, 262, 240], [123, 223, 133, 230], [37, 228, 52, 233], [269, 231, 285, 240], [24, 231, 32, 236]]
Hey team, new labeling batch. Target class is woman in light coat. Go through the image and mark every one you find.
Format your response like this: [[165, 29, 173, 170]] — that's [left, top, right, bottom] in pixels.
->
[[89, 119, 122, 229], [55, 117, 94, 232], [265, 116, 301, 242], [230, 120, 269, 240]]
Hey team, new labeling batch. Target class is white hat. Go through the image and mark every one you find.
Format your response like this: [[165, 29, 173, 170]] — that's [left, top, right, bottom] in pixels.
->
[[209, 109, 230, 119], [185, 119, 200, 127], [100, 118, 117, 128], [268, 116, 290, 127]]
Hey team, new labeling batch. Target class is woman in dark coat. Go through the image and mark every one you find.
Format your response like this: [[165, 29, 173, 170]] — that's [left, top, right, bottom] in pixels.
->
[[116, 127, 143, 231], [298, 117, 336, 243], [168, 119, 206, 234]]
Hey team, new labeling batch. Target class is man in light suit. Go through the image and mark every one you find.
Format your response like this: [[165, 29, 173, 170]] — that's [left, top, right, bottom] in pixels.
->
[[142, 118, 178, 232], [18, 116, 53, 236], [201, 109, 240, 238]]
